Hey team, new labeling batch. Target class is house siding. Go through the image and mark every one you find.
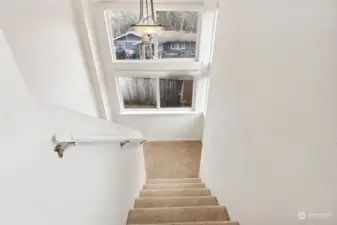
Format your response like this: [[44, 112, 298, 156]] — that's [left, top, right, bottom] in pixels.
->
[[114, 33, 141, 51], [163, 42, 195, 51], [114, 32, 196, 58], [114, 42, 138, 50], [160, 42, 196, 58]]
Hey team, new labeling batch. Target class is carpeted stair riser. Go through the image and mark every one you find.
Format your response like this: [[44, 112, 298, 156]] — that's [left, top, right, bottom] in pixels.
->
[[127, 206, 230, 224], [143, 183, 206, 190], [134, 196, 218, 208], [147, 178, 202, 184], [140, 188, 211, 198], [128, 222, 240, 225]]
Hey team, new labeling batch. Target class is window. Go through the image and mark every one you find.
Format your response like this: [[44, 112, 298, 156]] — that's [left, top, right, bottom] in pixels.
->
[[179, 43, 186, 49], [118, 77, 157, 108], [171, 43, 178, 49], [115, 42, 126, 49], [160, 77, 193, 108], [118, 76, 194, 110], [170, 43, 186, 50], [90, 1, 218, 114], [107, 10, 199, 60]]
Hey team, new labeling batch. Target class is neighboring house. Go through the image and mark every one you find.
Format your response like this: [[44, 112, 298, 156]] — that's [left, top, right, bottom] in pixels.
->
[[158, 31, 197, 58], [114, 31, 197, 59], [114, 31, 141, 52]]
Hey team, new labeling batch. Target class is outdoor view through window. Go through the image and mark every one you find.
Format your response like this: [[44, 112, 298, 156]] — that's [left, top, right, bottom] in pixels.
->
[[110, 11, 197, 110], [118, 77, 194, 109], [110, 11, 198, 60]]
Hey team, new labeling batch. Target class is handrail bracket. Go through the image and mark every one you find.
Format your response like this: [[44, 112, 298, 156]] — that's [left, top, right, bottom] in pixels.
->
[[120, 140, 130, 148], [54, 142, 76, 158]]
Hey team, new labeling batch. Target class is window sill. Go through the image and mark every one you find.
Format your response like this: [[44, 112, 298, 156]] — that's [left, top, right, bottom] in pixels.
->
[[120, 110, 200, 116], [114, 59, 203, 72]]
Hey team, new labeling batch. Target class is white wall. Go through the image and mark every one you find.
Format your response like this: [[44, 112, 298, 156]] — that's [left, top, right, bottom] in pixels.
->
[[0, 0, 100, 117], [115, 114, 204, 141], [0, 30, 145, 225], [200, 1, 337, 224]]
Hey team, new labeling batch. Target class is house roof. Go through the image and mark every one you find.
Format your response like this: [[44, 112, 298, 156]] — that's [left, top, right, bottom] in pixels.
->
[[158, 31, 197, 43], [113, 31, 142, 41], [114, 31, 197, 43]]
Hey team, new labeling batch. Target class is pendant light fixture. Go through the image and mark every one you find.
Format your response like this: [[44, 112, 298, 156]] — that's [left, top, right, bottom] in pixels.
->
[[131, 0, 164, 35]]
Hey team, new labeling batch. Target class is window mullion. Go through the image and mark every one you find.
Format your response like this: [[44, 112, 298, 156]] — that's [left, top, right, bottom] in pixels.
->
[[195, 11, 202, 61], [154, 35, 159, 59], [153, 12, 159, 59], [156, 77, 161, 109], [192, 77, 197, 111]]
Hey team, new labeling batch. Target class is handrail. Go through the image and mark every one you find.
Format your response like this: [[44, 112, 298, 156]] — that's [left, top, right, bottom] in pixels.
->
[[53, 133, 146, 158]]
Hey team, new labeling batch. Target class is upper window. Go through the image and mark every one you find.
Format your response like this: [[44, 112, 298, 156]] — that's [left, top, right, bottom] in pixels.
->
[[108, 10, 199, 60]]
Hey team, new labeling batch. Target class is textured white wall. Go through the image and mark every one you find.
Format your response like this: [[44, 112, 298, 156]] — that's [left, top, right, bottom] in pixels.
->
[[0, 0, 99, 117], [0, 30, 145, 225], [115, 114, 204, 141], [200, 0, 337, 224]]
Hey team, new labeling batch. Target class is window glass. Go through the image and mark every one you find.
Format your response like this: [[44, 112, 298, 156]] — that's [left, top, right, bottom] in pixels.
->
[[160, 77, 193, 108], [118, 76, 193, 109], [108, 11, 198, 60], [157, 11, 198, 59], [118, 77, 157, 108]]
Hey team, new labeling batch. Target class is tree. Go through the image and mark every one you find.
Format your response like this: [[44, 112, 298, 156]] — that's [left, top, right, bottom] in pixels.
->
[[111, 12, 138, 37], [111, 11, 198, 37], [157, 11, 198, 33]]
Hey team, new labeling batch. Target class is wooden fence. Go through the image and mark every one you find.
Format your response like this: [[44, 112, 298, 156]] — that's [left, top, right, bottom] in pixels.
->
[[160, 79, 183, 107], [119, 77, 157, 108], [119, 77, 190, 108]]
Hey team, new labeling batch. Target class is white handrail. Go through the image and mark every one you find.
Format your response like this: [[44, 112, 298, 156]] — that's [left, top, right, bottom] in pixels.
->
[[55, 133, 145, 143], [53, 132, 146, 158]]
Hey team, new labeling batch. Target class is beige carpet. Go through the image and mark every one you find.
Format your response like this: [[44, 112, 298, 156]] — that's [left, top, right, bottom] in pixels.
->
[[126, 141, 240, 225], [144, 141, 202, 179]]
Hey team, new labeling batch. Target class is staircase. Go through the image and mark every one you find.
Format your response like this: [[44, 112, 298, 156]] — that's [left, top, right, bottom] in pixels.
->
[[126, 178, 239, 225]]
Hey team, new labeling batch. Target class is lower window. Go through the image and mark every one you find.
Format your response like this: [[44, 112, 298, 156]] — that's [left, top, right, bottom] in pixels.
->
[[118, 76, 194, 110], [118, 77, 157, 109]]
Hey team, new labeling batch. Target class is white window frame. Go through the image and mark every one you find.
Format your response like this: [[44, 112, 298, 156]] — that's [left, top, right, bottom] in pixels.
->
[[179, 43, 186, 49], [116, 73, 197, 114], [170, 42, 186, 50], [89, 0, 219, 115], [170, 43, 178, 50]]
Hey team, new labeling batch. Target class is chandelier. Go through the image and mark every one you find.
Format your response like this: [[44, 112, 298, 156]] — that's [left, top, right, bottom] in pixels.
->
[[131, 0, 164, 35]]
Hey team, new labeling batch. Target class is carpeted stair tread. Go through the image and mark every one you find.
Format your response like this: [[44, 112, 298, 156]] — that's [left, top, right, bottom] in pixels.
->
[[127, 206, 230, 224], [128, 222, 239, 225], [144, 183, 206, 190], [147, 178, 202, 184], [135, 196, 218, 208], [140, 188, 211, 198]]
